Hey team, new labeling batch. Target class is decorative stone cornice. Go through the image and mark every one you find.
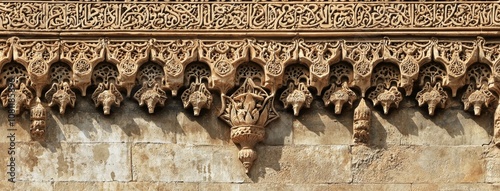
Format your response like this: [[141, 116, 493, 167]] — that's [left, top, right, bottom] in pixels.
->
[[2, 0, 500, 174]]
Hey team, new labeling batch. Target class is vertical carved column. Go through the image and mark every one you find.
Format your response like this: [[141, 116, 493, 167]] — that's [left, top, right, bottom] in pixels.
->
[[353, 98, 371, 144], [219, 78, 279, 173]]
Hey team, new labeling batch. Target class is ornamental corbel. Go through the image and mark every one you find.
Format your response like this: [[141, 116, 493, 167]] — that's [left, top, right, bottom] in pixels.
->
[[250, 39, 298, 93], [368, 64, 403, 115], [298, 39, 341, 95], [134, 82, 167, 114], [106, 40, 151, 97], [280, 64, 312, 116], [433, 38, 479, 97], [383, 39, 432, 96], [199, 39, 249, 95], [151, 39, 198, 96], [92, 83, 123, 115], [181, 63, 213, 116], [45, 82, 76, 115], [1, 82, 34, 115], [322, 63, 358, 115], [12, 39, 60, 97], [478, 38, 500, 95], [219, 78, 279, 173], [60, 39, 106, 96], [30, 98, 46, 141], [416, 63, 449, 116], [342, 40, 384, 97]]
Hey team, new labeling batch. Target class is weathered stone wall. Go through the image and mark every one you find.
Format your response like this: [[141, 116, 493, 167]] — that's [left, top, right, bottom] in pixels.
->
[[1, 92, 499, 190]]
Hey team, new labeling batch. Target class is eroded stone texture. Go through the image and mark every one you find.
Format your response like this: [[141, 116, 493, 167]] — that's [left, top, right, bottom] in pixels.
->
[[251, 145, 351, 184], [132, 143, 249, 183], [352, 145, 486, 183], [15, 142, 131, 182]]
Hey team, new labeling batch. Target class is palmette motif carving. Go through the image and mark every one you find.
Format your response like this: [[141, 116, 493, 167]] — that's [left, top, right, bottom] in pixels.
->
[[353, 98, 370, 144], [30, 98, 46, 141], [134, 82, 167, 114], [280, 83, 312, 116], [462, 64, 496, 116], [416, 83, 447, 116], [219, 78, 278, 173], [181, 83, 212, 117], [92, 83, 123, 115]]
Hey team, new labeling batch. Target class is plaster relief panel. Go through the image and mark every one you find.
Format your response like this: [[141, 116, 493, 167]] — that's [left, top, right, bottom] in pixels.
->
[[461, 64, 496, 116]]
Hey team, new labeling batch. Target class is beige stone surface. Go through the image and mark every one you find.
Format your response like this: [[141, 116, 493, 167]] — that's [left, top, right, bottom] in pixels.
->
[[251, 145, 351, 183], [12, 181, 53, 191], [14, 142, 131, 182], [132, 143, 249, 182], [352, 145, 486, 183]]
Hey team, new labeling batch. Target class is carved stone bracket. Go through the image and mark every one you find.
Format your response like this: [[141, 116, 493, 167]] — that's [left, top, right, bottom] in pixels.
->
[[368, 64, 403, 115], [322, 63, 357, 115], [353, 98, 371, 144], [219, 78, 279, 173], [30, 98, 46, 141]]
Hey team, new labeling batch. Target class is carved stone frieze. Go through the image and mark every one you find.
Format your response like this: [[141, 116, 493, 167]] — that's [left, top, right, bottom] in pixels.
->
[[45, 82, 76, 115], [151, 39, 198, 96], [30, 98, 46, 141], [1, 2, 500, 32], [60, 39, 106, 96], [181, 63, 212, 116], [368, 64, 403, 114], [219, 78, 279, 173], [12, 39, 60, 97], [250, 39, 298, 93], [106, 40, 151, 96]]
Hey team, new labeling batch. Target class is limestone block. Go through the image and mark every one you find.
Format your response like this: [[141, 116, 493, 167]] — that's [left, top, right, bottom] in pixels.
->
[[176, 111, 229, 146], [12, 181, 53, 191], [132, 143, 249, 182], [15, 142, 130, 182], [486, 159, 500, 183], [352, 145, 486, 183], [251, 145, 351, 183], [283, 184, 411, 191], [158, 183, 199, 191], [411, 183, 497, 191], [264, 110, 293, 146], [292, 101, 352, 145]]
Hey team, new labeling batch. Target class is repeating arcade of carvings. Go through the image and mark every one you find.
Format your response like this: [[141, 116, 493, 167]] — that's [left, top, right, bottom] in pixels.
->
[[1, 2, 500, 31], [3, 37, 500, 172]]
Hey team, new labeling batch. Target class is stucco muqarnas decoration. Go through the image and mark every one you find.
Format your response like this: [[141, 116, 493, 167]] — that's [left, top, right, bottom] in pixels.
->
[[1, 1, 500, 174]]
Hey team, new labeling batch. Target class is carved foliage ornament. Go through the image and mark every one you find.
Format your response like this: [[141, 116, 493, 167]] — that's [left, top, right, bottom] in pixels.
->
[[30, 98, 46, 141], [219, 78, 278, 173]]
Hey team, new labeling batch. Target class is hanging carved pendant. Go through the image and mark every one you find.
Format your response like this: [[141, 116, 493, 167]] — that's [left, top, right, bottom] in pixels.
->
[[353, 98, 371, 144], [368, 64, 403, 114], [416, 82, 447, 116], [219, 78, 279, 173], [134, 82, 167, 114], [92, 83, 123, 115], [323, 82, 357, 115], [280, 82, 312, 116], [181, 82, 212, 116], [1, 82, 34, 115], [30, 98, 46, 141], [462, 84, 496, 116], [45, 82, 76, 115]]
